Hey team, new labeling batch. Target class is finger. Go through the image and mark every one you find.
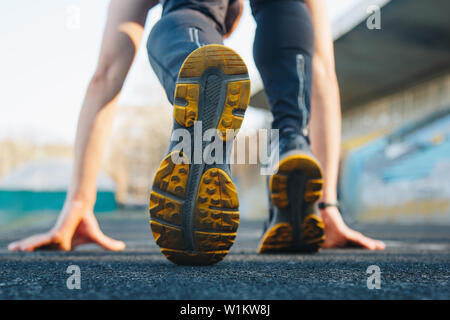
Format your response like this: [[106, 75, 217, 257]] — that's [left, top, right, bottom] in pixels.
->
[[358, 235, 385, 250], [8, 234, 51, 252], [8, 237, 35, 251], [91, 232, 126, 251], [347, 231, 382, 250], [8, 241, 20, 251], [373, 239, 386, 250], [20, 234, 54, 252]]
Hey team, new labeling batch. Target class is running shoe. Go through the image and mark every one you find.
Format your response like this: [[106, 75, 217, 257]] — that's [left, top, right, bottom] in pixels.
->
[[258, 128, 325, 253], [149, 45, 250, 265]]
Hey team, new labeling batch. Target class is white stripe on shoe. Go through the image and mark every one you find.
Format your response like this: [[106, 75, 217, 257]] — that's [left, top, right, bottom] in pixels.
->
[[296, 54, 308, 132]]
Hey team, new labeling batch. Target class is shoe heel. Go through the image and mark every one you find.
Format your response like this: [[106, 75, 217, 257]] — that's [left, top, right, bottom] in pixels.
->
[[259, 154, 325, 253]]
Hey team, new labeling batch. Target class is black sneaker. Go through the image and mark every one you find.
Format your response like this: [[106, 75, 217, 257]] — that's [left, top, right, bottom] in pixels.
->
[[149, 45, 250, 265], [258, 128, 325, 253]]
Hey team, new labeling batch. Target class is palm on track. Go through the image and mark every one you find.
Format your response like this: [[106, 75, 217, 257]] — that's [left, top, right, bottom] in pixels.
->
[[321, 207, 385, 250], [8, 210, 125, 252]]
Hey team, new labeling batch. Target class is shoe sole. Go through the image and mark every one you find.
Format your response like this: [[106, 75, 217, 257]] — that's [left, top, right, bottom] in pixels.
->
[[258, 154, 326, 253], [149, 45, 250, 265]]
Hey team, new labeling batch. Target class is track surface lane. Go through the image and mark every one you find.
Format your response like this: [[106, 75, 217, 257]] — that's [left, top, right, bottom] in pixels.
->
[[0, 213, 449, 299]]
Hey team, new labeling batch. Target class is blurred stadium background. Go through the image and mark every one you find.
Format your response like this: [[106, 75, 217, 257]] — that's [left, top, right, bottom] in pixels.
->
[[1, 0, 449, 226]]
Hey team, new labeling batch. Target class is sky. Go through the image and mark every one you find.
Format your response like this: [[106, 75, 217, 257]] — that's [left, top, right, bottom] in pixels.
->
[[0, 0, 364, 144]]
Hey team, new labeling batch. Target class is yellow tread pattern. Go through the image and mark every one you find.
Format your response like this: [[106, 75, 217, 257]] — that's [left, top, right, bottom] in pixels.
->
[[193, 168, 239, 253], [150, 192, 183, 226], [194, 231, 237, 251], [174, 83, 199, 127], [150, 220, 186, 250], [301, 215, 326, 245], [152, 153, 190, 198], [270, 155, 323, 209], [258, 223, 294, 253], [178, 45, 248, 78], [150, 159, 240, 265], [217, 80, 251, 140]]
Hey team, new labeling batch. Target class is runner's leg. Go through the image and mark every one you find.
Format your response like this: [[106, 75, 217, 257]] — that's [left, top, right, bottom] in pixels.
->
[[147, 8, 224, 103], [252, 0, 314, 134]]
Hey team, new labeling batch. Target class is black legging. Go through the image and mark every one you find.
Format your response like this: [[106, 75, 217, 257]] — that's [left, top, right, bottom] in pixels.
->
[[147, 0, 314, 133]]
